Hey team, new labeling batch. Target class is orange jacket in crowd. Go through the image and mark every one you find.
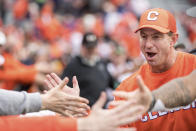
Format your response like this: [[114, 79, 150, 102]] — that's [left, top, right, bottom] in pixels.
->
[[116, 52, 196, 131], [112, 12, 141, 59], [0, 115, 77, 131], [13, 0, 28, 20], [0, 53, 37, 90]]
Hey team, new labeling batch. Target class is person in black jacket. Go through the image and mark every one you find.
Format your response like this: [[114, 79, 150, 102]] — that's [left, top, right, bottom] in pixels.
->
[[61, 32, 115, 107]]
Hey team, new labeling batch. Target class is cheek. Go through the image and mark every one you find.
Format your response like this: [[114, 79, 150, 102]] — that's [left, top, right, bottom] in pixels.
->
[[140, 42, 145, 52], [157, 43, 170, 57]]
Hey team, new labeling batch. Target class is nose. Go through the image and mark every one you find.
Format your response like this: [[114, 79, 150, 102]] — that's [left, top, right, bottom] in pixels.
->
[[145, 38, 153, 49]]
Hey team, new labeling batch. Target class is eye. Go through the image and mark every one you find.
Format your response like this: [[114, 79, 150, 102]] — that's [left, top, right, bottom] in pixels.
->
[[152, 35, 160, 39], [153, 33, 164, 39], [141, 35, 147, 39]]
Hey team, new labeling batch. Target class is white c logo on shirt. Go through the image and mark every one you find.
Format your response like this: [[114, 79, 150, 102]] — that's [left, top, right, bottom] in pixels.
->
[[147, 11, 159, 21]]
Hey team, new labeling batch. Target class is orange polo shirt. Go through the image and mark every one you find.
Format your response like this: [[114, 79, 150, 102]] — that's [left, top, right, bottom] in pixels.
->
[[0, 115, 77, 131], [116, 51, 196, 131]]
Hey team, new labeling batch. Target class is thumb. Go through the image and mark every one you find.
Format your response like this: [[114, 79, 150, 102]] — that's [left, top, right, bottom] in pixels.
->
[[136, 75, 148, 92], [72, 76, 80, 92], [92, 92, 107, 110], [58, 77, 69, 90]]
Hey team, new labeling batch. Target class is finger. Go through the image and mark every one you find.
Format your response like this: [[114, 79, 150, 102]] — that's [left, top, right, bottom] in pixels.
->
[[62, 87, 77, 95], [113, 91, 130, 100], [65, 95, 89, 104], [92, 92, 106, 110], [117, 105, 144, 120], [46, 74, 58, 87], [64, 101, 90, 110], [63, 110, 75, 118], [115, 90, 139, 104], [65, 110, 88, 118], [73, 113, 88, 117], [52, 108, 73, 117], [43, 90, 48, 94], [114, 127, 136, 131], [44, 79, 53, 89], [51, 73, 62, 85], [117, 114, 142, 127], [58, 77, 69, 90], [72, 76, 80, 92], [65, 106, 89, 116], [136, 75, 147, 92], [108, 100, 127, 107], [110, 100, 137, 115]]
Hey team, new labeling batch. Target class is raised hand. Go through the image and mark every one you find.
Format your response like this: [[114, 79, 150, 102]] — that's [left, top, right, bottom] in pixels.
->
[[78, 92, 145, 131], [44, 73, 80, 96], [110, 75, 153, 113], [42, 74, 90, 117]]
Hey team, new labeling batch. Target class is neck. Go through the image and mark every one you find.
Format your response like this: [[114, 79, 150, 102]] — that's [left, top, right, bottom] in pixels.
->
[[151, 49, 178, 73]]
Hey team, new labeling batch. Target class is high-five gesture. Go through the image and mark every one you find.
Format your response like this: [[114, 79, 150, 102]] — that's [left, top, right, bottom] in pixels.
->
[[78, 92, 145, 131], [45, 73, 80, 96], [110, 75, 153, 112], [42, 73, 90, 117]]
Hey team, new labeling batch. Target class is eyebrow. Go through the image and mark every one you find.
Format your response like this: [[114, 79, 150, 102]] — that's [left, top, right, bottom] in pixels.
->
[[152, 32, 163, 35], [140, 31, 163, 36]]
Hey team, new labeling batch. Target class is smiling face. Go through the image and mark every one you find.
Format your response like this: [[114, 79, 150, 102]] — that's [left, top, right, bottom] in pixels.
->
[[139, 28, 178, 71]]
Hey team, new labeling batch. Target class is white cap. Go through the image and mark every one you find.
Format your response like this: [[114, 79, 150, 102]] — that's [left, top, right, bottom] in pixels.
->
[[186, 6, 196, 17], [0, 31, 6, 45]]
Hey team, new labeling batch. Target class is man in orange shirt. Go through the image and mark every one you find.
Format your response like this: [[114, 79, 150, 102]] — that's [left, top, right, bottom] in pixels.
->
[[112, 8, 196, 131]]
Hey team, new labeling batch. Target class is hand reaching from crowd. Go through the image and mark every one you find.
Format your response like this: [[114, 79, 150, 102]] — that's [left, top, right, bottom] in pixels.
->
[[41, 74, 90, 117], [110, 75, 153, 113], [78, 92, 145, 131]]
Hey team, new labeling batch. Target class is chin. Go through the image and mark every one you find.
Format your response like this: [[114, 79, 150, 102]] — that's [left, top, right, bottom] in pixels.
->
[[147, 60, 158, 67]]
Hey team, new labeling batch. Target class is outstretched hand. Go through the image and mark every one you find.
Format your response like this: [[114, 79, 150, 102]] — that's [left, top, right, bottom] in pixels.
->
[[110, 75, 153, 113], [78, 92, 145, 131], [41, 73, 90, 117], [44, 73, 80, 96]]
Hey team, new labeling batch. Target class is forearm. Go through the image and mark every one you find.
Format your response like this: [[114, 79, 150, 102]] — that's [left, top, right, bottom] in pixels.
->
[[152, 70, 196, 109], [0, 89, 41, 115], [0, 68, 37, 83]]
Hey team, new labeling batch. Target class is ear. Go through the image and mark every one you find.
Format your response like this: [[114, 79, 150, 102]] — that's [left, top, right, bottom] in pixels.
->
[[170, 33, 179, 47]]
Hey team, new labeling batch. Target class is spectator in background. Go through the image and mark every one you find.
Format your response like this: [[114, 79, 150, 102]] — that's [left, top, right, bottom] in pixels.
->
[[0, 31, 52, 91], [61, 32, 115, 107], [174, 43, 187, 52], [107, 44, 137, 84], [179, 6, 196, 55]]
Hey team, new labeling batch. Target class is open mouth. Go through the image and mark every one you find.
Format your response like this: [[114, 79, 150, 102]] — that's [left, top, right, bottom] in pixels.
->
[[146, 52, 157, 58]]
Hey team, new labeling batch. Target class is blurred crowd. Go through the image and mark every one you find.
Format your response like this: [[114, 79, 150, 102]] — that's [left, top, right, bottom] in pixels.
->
[[0, 0, 195, 95]]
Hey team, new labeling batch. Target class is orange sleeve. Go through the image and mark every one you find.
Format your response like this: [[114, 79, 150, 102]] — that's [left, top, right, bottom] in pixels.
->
[[0, 67, 37, 84], [0, 53, 38, 83], [0, 115, 77, 131]]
